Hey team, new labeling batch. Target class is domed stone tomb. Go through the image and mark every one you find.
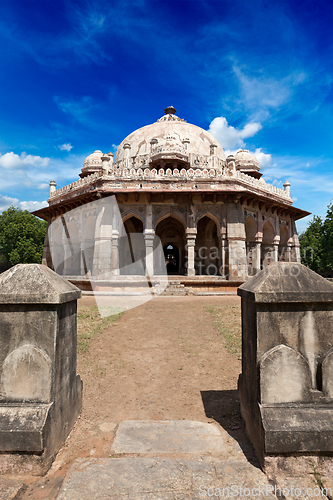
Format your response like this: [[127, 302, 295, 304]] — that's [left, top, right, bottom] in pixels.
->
[[33, 107, 309, 292]]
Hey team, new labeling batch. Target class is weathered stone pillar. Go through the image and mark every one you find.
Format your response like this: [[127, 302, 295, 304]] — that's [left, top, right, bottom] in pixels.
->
[[252, 238, 262, 274], [144, 230, 155, 277], [219, 233, 227, 277], [92, 204, 112, 277], [0, 264, 82, 475], [238, 262, 333, 473], [42, 220, 53, 269], [291, 220, 301, 262], [186, 228, 197, 277], [111, 229, 120, 275], [226, 202, 247, 280], [273, 236, 280, 262]]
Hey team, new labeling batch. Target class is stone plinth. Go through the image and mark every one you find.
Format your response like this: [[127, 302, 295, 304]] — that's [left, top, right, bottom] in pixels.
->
[[0, 264, 82, 475], [237, 262, 333, 473]]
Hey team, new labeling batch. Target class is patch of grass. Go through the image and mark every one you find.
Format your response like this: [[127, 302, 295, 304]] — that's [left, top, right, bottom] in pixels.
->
[[205, 305, 242, 359], [309, 460, 327, 491], [77, 306, 124, 353]]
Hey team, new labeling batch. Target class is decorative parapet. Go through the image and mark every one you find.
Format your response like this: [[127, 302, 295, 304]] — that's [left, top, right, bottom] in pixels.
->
[[49, 171, 102, 200], [49, 164, 291, 203]]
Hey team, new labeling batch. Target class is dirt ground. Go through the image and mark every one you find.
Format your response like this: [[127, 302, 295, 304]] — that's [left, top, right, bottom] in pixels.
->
[[19, 294, 256, 499]]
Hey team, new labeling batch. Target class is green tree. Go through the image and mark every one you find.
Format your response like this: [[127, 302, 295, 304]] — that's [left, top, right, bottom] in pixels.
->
[[299, 215, 324, 273], [322, 200, 333, 275], [0, 206, 47, 268]]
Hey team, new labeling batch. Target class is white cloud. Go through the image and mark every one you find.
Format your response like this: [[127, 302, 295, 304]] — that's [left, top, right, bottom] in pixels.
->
[[0, 194, 47, 214], [19, 200, 48, 211], [254, 148, 273, 168], [0, 152, 49, 169], [208, 116, 262, 149], [231, 65, 307, 121], [0, 194, 19, 212], [59, 143, 73, 152], [54, 95, 95, 124], [37, 183, 49, 190]]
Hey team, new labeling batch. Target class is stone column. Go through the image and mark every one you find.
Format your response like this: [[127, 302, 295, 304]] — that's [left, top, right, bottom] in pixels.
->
[[111, 229, 119, 276], [273, 236, 280, 262], [219, 233, 227, 277], [92, 204, 112, 277], [101, 155, 110, 175], [226, 202, 247, 281], [49, 180, 57, 197], [291, 220, 301, 262], [144, 230, 155, 278], [252, 238, 262, 275], [42, 220, 53, 269], [186, 228, 197, 277]]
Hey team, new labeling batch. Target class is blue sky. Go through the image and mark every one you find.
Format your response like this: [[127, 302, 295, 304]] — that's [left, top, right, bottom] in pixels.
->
[[0, 0, 332, 233]]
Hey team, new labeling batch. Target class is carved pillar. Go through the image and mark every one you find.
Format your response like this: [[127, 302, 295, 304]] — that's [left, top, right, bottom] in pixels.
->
[[226, 202, 247, 280], [111, 230, 119, 276], [290, 220, 301, 262], [253, 238, 262, 275], [144, 230, 155, 277], [186, 228, 197, 277], [273, 236, 280, 262], [219, 233, 227, 278], [92, 205, 112, 277]]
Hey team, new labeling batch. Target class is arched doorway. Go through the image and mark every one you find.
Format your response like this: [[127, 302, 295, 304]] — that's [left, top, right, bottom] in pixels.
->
[[155, 216, 186, 275], [195, 216, 219, 275], [262, 220, 275, 269], [119, 216, 145, 275], [245, 216, 257, 276]]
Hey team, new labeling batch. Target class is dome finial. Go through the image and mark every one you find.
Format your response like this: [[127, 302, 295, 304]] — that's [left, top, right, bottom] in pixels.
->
[[164, 106, 176, 115]]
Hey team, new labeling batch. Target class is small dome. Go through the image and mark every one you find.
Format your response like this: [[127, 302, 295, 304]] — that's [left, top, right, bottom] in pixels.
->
[[234, 149, 261, 179], [234, 149, 259, 168], [81, 150, 103, 177]]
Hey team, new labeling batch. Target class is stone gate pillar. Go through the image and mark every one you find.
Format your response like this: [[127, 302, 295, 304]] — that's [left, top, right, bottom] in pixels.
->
[[0, 264, 82, 475], [238, 262, 333, 473]]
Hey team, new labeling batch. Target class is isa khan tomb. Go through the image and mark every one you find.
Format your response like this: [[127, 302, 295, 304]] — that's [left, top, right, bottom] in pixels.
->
[[33, 106, 309, 292]]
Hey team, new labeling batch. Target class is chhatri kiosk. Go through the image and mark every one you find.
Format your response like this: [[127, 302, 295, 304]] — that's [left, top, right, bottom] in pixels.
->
[[33, 106, 309, 293]]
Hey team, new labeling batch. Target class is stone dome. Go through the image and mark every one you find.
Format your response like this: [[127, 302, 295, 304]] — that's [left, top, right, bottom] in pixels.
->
[[80, 150, 103, 178], [115, 107, 226, 165], [234, 149, 261, 178]]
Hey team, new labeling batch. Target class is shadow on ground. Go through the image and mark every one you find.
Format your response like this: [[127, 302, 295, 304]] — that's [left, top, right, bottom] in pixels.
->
[[201, 389, 261, 469]]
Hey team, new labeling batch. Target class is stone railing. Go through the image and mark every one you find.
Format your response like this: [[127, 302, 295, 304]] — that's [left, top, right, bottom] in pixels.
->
[[50, 165, 291, 201], [49, 171, 102, 199]]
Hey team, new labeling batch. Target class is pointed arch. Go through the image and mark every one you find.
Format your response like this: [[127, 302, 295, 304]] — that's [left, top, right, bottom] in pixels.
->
[[195, 216, 219, 276], [196, 211, 221, 234], [154, 212, 186, 231], [119, 215, 145, 276], [155, 215, 186, 275]]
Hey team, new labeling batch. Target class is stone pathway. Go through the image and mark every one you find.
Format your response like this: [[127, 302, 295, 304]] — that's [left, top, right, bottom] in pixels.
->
[[53, 420, 320, 500], [0, 420, 328, 499]]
